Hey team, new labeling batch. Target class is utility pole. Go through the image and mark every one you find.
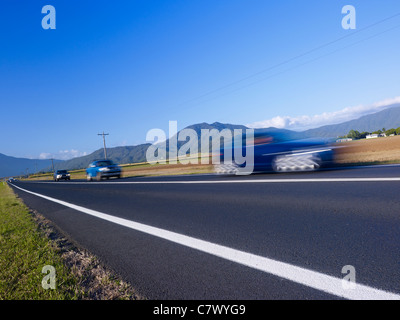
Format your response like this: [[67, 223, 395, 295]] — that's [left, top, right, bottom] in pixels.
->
[[98, 132, 109, 159], [51, 158, 55, 173]]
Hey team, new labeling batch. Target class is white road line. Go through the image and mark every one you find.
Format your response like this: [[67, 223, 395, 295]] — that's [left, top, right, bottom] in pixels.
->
[[10, 183, 400, 300], [35, 177, 400, 184]]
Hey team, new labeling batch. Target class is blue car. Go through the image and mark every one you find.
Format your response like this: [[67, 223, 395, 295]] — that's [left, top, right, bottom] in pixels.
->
[[215, 130, 336, 175], [86, 160, 122, 181]]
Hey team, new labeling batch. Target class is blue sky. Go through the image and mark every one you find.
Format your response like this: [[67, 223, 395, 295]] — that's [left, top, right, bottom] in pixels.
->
[[1, 0, 400, 159]]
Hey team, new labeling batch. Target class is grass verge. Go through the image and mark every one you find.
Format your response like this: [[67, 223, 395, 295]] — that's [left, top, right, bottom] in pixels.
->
[[0, 182, 143, 300]]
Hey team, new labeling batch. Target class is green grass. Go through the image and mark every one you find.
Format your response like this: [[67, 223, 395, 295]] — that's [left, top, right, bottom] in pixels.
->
[[0, 182, 81, 299], [0, 182, 144, 300]]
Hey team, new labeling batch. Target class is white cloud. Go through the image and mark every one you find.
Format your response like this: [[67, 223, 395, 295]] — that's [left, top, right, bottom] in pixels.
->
[[247, 96, 400, 131], [38, 149, 88, 160], [39, 152, 52, 160]]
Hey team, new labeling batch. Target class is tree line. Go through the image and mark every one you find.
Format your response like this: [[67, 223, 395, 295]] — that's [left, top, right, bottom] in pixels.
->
[[340, 127, 400, 140]]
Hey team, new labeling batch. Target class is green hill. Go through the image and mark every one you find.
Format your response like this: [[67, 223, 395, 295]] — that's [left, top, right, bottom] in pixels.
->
[[0, 154, 62, 178], [47, 143, 151, 172], [302, 105, 400, 138], [2, 106, 400, 177]]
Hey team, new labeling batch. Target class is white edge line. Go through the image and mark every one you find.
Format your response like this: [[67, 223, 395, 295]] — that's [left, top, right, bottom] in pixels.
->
[[9, 182, 400, 300], [33, 177, 400, 184]]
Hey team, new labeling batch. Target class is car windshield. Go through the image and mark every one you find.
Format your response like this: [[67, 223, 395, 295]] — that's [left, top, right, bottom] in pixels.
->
[[96, 161, 114, 167], [57, 170, 67, 174]]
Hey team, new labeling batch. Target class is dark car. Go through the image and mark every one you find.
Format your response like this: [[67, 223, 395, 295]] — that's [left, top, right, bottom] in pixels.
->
[[215, 130, 336, 175], [86, 160, 122, 181], [54, 170, 71, 181]]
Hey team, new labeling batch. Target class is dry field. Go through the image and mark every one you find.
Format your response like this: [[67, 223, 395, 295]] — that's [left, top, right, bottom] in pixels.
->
[[27, 162, 215, 181], [26, 136, 400, 181], [122, 137, 400, 174], [334, 135, 400, 165], [121, 162, 214, 177]]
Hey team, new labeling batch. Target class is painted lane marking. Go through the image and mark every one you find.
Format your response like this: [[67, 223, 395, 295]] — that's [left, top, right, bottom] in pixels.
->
[[10, 183, 400, 300], [33, 177, 400, 184]]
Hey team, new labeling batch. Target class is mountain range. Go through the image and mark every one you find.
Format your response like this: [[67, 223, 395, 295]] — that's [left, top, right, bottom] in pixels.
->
[[300, 103, 400, 138], [0, 154, 62, 178], [1, 105, 400, 178]]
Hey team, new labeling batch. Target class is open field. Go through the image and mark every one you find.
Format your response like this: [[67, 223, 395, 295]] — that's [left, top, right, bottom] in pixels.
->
[[334, 135, 400, 165], [23, 136, 400, 181], [27, 162, 215, 181], [121, 162, 214, 177]]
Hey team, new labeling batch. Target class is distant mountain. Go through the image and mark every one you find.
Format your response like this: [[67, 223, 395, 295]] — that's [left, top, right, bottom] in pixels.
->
[[2, 106, 400, 178], [46, 122, 249, 172], [47, 143, 151, 172], [46, 122, 251, 172], [302, 104, 400, 138], [0, 153, 62, 178], [168, 122, 249, 151], [184, 122, 248, 134]]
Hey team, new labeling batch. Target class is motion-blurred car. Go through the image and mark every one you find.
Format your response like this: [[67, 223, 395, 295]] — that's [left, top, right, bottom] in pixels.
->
[[86, 160, 122, 181], [54, 170, 71, 181], [215, 130, 336, 175]]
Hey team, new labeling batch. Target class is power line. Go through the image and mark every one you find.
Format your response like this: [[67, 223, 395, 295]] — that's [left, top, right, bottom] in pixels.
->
[[187, 23, 400, 108], [174, 12, 400, 109]]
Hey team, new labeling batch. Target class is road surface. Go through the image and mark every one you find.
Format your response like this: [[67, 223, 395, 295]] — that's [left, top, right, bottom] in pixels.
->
[[8, 165, 400, 300]]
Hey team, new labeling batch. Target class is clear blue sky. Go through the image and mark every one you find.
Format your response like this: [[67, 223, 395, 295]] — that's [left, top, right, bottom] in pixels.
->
[[1, 0, 400, 159]]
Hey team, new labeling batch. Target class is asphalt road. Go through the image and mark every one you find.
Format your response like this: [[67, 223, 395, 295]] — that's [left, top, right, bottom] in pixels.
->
[[8, 165, 400, 300]]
